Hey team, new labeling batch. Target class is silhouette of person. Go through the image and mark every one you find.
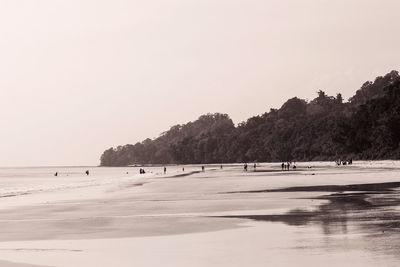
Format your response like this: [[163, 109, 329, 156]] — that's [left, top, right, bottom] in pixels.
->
[[164, 167, 166, 174], [220, 165, 223, 170], [244, 163, 248, 171], [281, 162, 284, 171], [182, 167, 185, 172], [54, 172, 58, 177], [253, 163, 256, 171], [202, 166, 205, 172], [85, 170, 89, 176]]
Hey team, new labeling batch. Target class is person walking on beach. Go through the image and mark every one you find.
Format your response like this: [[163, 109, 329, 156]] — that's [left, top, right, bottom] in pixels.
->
[[164, 167, 166, 174], [281, 162, 284, 171], [54, 172, 58, 177], [253, 163, 257, 171], [202, 166, 205, 172], [244, 163, 248, 171], [85, 170, 89, 176]]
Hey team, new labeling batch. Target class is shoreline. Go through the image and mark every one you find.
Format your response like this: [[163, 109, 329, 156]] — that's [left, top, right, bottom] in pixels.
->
[[0, 162, 399, 266]]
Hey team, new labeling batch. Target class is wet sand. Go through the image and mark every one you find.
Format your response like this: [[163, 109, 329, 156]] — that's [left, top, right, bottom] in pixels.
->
[[0, 162, 399, 266]]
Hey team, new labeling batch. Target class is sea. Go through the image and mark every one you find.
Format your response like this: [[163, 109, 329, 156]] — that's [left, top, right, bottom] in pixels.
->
[[0, 160, 398, 198]]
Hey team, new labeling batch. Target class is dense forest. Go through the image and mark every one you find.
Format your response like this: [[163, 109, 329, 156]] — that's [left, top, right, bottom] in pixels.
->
[[100, 71, 400, 166]]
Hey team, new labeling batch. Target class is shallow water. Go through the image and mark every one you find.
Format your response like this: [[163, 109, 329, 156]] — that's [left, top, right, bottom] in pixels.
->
[[0, 165, 202, 197]]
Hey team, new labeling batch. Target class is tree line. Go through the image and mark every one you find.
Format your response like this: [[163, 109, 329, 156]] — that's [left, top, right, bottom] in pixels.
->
[[100, 70, 400, 166]]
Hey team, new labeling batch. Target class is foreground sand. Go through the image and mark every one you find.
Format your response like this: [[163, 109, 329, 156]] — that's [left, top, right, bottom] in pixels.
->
[[0, 162, 399, 266]]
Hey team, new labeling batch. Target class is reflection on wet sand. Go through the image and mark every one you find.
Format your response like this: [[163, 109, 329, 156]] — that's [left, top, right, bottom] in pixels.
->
[[219, 181, 400, 259]]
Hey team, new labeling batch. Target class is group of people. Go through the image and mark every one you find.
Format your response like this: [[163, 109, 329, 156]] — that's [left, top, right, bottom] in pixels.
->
[[54, 159, 355, 179], [281, 162, 296, 171], [336, 158, 353, 166], [243, 163, 257, 171]]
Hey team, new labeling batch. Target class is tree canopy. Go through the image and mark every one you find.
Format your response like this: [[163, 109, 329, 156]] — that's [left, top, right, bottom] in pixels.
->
[[100, 70, 400, 166]]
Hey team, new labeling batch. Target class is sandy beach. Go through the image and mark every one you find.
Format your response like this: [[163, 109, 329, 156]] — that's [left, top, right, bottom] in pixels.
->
[[0, 162, 399, 266]]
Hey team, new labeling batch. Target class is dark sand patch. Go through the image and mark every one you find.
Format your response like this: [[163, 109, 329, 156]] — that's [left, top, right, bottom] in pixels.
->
[[161, 169, 219, 179], [226, 181, 400, 194], [165, 170, 203, 178], [0, 193, 29, 199]]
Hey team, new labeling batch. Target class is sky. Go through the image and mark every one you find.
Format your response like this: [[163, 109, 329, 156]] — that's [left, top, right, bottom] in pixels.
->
[[0, 0, 399, 166]]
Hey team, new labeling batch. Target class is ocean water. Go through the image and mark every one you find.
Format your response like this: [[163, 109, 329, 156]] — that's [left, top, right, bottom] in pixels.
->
[[0, 164, 226, 198], [0, 160, 399, 198], [0, 166, 151, 198]]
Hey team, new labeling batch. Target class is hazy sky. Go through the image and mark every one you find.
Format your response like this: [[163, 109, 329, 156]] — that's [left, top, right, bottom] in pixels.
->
[[0, 0, 399, 166]]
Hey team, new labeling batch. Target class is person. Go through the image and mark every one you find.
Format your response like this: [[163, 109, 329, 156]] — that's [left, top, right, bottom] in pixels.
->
[[253, 163, 257, 171], [281, 162, 284, 171], [164, 167, 166, 174], [54, 172, 58, 177], [139, 168, 142, 174], [244, 163, 248, 171], [287, 162, 290, 171], [85, 170, 89, 176], [202, 166, 205, 172], [220, 165, 223, 170], [182, 167, 185, 172]]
